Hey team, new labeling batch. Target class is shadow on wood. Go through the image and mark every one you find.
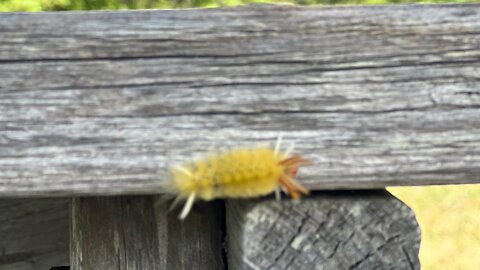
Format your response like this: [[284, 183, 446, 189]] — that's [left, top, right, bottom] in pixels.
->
[[227, 190, 421, 270], [0, 198, 69, 270]]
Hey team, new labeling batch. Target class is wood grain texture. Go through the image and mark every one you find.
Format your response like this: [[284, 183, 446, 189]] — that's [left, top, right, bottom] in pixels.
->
[[70, 196, 224, 270], [0, 198, 69, 270], [164, 200, 226, 270], [226, 190, 421, 270], [1, 4, 480, 196]]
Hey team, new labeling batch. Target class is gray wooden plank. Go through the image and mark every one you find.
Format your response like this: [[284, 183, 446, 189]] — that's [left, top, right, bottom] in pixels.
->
[[0, 198, 69, 270], [0, 4, 480, 196], [226, 190, 421, 270], [1, 4, 480, 61], [70, 196, 224, 270]]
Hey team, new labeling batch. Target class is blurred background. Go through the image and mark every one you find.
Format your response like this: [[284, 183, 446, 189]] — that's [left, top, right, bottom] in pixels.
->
[[1, 1, 479, 269], [0, 0, 479, 11], [389, 185, 480, 270]]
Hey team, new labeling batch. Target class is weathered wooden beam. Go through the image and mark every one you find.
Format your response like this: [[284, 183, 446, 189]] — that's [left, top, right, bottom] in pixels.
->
[[226, 190, 420, 270], [1, 4, 480, 196], [70, 196, 224, 270], [0, 198, 69, 270]]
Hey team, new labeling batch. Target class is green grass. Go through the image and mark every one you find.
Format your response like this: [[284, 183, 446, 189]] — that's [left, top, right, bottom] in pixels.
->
[[0, 0, 479, 11], [389, 185, 480, 270]]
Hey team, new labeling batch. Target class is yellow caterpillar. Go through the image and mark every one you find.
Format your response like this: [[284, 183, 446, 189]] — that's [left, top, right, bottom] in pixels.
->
[[166, 137, 311, 219]]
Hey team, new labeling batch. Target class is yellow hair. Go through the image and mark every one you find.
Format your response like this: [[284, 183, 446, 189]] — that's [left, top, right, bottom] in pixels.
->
[[168, 142, 311, 219], [173, 147, 283, 200]]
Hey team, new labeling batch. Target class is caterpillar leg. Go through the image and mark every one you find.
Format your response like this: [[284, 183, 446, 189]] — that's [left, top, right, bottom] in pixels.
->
[[179, 192, 196, 220]]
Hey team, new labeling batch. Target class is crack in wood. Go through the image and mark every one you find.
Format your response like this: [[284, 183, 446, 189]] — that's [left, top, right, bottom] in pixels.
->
[[348, 252, 374, 270], [265, 212, 309, 270], [401, 245, 416, 270]]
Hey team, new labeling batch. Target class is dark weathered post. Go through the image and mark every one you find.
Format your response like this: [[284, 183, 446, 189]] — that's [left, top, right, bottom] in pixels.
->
[[70, 196, 224, 270], [227, 190, 421, 270]]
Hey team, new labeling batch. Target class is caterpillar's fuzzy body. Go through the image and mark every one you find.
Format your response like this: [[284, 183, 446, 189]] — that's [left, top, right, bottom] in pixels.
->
[[167, 139, 311, 219]]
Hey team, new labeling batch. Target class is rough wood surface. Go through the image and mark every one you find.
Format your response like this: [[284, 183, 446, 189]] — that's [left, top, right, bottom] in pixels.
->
[[0, 198, 69, 270], [70, 196, 224, 270], [226, 190, 421, 270], [1, 4, 480, 196]]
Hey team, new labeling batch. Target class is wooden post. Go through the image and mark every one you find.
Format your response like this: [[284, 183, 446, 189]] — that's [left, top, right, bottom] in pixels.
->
[[226, 190, 421, 270], [163, 199, 226, 269], [70, 196, 225, 270]]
